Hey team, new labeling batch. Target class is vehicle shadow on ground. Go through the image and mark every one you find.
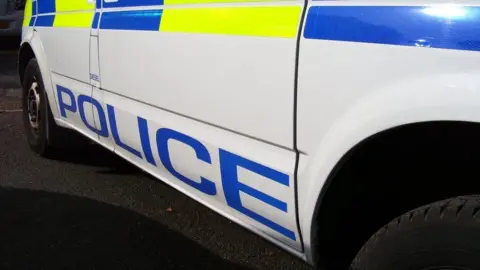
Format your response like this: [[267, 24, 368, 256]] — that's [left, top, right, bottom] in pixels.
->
[[0, 36, 20, 51], [48, 144, 143, 175], [0, 187, 251, 270]]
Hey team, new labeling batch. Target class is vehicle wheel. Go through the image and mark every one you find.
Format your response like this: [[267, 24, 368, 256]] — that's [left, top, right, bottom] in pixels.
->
[[350, 196, 480, 270], [22, 59, 86, 156]]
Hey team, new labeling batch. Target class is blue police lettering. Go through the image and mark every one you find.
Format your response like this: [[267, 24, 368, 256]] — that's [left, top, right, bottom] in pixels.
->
[[219, 149, 295, 240], [57, 85, 76, 117], [56, 85, 294, 239], [57, 86, 108, 137], [138, 116, 156, 166], [78, 95, 109, 137], [156, 128, 217, 196], [107, 105, 142, 158]]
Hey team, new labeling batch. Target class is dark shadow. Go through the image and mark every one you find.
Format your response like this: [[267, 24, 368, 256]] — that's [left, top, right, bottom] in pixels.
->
[[0, 36, 20, 51], [48, 143, 142, 175], [0, 46, 20, 89], [0, 187, 251, 270]]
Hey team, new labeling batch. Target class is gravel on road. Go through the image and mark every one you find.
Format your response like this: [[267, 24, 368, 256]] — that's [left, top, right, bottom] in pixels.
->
[[0, 50, 22, 112]]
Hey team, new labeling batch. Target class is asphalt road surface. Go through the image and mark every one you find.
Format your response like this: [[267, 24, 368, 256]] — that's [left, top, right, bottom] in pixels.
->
[[0, 38, 21, 112], [0, 48, 312, 270]]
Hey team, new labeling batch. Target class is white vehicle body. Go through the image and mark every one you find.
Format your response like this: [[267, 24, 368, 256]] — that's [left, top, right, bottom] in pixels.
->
[[19, 0, 480, 267]]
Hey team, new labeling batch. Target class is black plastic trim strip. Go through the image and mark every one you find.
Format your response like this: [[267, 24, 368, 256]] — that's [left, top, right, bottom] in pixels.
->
[[293, 0, 308, 253]]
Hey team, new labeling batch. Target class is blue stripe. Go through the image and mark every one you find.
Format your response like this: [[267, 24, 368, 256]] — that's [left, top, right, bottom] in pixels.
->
[[304, 6, 480, 52], [102, 0, 163, 9], [35, 15, 55, 27], [92, 12, 100, 29], [100, 10, 162, 31], [241, 184, 288, 212], [37, 0, 55, 14], [32, 0, 37, 15], [29, 17, 36, 27]]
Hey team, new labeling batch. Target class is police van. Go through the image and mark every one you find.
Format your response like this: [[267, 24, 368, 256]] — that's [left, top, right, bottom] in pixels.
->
[[18, 0, 480, 269]]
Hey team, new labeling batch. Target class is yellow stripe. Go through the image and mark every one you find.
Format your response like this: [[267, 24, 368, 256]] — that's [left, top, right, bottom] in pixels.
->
[[23, 0, 32, 26], [53, 0, 95, 28], [159, 6, 301, 38], [53, 12, 94, 28], [55, 0, 95, 12], [164, 0, 292, 5]]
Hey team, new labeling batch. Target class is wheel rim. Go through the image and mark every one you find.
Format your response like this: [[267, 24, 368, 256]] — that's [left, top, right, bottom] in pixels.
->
[[27, 79, 40, 132]]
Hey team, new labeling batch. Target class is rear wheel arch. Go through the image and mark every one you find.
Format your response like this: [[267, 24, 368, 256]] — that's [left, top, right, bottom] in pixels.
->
[[18, 42, 36, 84], [310, 121, 480, 269], [18, 39, 65, 123], [21, 58, 90, 156]]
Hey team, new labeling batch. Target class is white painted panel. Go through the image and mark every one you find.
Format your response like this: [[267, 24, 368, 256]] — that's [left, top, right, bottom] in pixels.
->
[[297, 2, 480, 263], [297, 40, 480, 221], [298, 1, 480, 154], [98, 31, 296, 148], [35, 27, 91, 84]]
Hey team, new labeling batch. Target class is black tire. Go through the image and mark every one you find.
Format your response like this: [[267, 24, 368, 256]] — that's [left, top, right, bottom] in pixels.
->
[[350, 196, 480, 270], [22, 59, 87, 157]]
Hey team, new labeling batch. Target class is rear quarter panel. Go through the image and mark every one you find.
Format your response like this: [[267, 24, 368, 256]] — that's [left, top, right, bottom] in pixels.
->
[[296, 0, 480, 263]]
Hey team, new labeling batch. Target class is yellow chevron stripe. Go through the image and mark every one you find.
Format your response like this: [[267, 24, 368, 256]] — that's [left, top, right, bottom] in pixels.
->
[[23, 0, 33, 26], [164, 0, 292, 5], [159, 6, 301, 38], [55, 0, 95, 12], [53, 12, 94, 28]]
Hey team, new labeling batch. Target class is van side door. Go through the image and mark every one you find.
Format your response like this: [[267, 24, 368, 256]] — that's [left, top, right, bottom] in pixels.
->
[[97, 0, 305, 250]]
